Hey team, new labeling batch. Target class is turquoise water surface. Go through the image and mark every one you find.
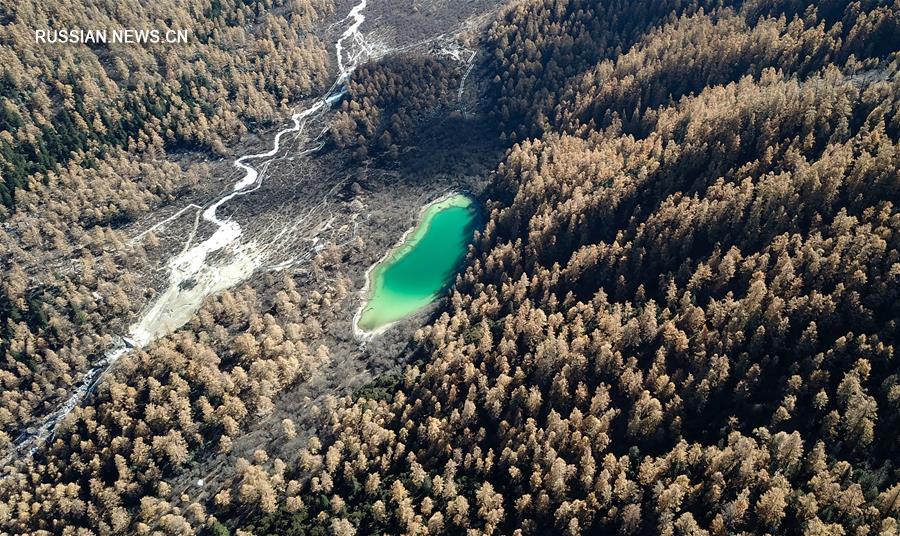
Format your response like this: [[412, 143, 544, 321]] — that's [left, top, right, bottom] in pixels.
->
[[358, 194, 481, 332]]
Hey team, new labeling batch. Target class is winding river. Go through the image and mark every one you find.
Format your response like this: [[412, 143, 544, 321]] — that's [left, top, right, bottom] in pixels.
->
[[4, 0, 371, 465]]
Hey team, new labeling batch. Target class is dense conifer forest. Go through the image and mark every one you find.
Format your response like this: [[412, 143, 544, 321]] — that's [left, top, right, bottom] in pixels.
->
[[1, 0, 898, 534], [232, 0, 900, 534]]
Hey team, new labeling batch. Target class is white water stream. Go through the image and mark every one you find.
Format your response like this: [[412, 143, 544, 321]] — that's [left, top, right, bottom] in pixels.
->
[[4, 0, 371, 465]]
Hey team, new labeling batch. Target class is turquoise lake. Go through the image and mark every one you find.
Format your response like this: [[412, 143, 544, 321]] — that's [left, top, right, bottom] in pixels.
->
[[357, 194, 481, 333]]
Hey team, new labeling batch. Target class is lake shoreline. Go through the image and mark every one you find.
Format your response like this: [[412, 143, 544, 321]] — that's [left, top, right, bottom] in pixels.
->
[[352, 191, 476, 340]]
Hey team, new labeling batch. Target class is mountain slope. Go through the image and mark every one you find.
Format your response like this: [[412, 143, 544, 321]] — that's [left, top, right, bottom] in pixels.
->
[[226, 1, 900, 534]]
